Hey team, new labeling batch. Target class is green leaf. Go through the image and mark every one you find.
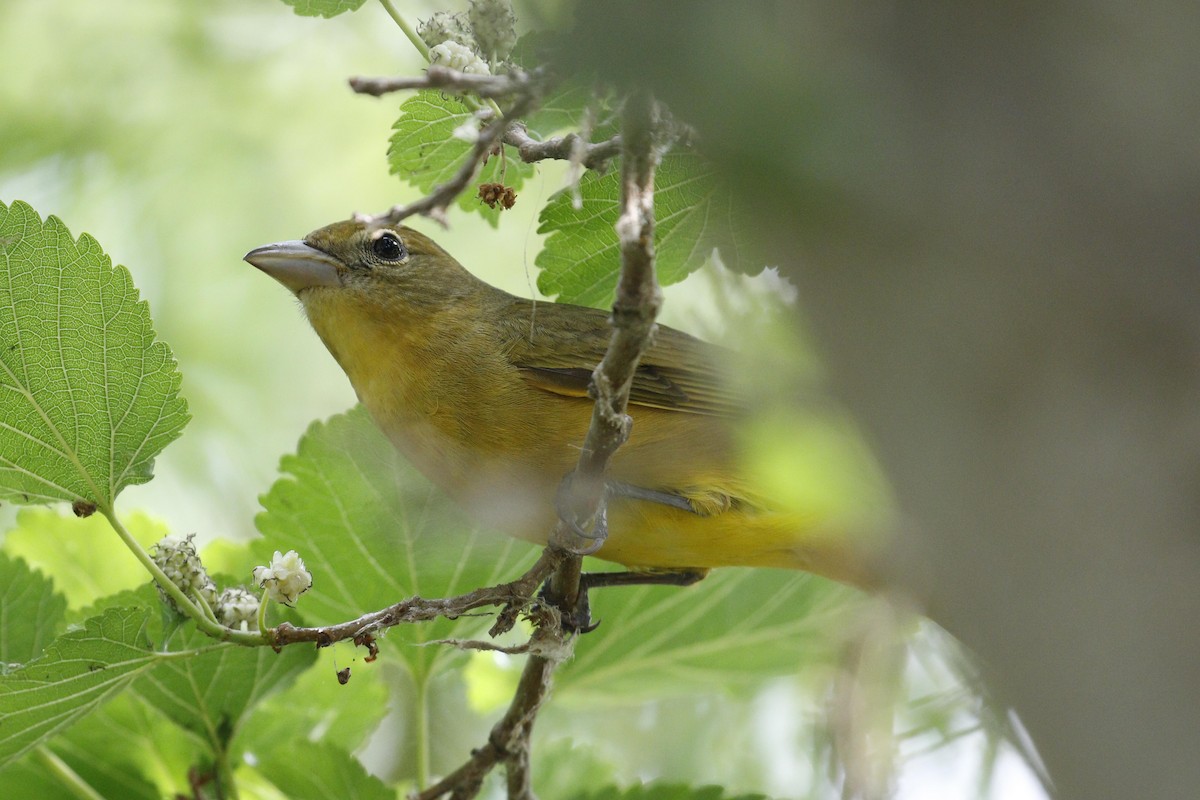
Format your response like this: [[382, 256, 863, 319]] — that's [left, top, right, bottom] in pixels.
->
[[279, 0, 367, 17], [3, 507, 167, 608], [0, 200, 189, 508], [557, 568, 861, 698], [238, 649, 389, 755], [257, 740, 392, 800], [0, 696, 167, 800], [536, 152, 766, 308], [0, 553, 67, 665], [131, 627, 316, 753], [0, 607, 158, 769], [253, 406, 539, 680], [388, 90, 535, 227]]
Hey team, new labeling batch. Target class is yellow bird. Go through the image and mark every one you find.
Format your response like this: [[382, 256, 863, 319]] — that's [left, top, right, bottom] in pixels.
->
[[246, 220, 878, 588]]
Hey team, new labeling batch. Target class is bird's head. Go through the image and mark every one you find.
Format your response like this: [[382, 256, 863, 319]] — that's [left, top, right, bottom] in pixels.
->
[[244, 219, 480, 309]]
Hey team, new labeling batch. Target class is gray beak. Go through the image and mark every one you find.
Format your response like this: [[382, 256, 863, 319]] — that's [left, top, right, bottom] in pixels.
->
[[244, 240, 342, 295]]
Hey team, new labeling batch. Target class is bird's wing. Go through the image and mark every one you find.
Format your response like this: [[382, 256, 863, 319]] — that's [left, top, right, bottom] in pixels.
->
[[500, 298, 743, 417]]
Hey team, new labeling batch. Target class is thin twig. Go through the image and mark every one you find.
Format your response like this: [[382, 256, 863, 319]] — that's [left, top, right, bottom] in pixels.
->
[[349, 66, 537, 98], [271, 548, 562, 648], [357, 90, 539, 229], [412, 622, 570, 800], [503, 124, 622, 172]]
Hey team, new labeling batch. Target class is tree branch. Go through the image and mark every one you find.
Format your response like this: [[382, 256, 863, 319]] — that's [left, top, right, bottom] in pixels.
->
[[551, 90, 662, 565], [502, 124, 622, 172], [270, 548, 562, 649], [349, 65, 538, 99], [413, 91, 663, 800]]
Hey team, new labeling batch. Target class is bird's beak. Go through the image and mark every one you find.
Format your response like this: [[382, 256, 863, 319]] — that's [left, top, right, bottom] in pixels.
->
[[244, 240, 343, 295]]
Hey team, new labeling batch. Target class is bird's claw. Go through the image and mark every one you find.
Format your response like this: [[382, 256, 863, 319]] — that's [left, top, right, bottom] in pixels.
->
[[554, 474, 609, 555], [539, 581, 601, 634]]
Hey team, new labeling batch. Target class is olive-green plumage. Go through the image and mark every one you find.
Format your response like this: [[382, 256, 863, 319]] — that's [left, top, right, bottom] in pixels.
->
[[246, 220, 877, 587]]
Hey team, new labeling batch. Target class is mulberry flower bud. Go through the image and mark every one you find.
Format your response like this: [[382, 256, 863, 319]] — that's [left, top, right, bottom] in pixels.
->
[[468, 0, 517, 62], [216, 587, 260, 631], [253, 549, 313, 606], [152, 534, 217, 614], [418, 11, 473, 50], [429, 41, 492, 75]]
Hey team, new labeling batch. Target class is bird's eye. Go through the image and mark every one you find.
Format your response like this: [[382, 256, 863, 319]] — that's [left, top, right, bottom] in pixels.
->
[[371, 232, 405, 261]]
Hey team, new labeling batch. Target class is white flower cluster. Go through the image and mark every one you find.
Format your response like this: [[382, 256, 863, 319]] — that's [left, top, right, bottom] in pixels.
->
[[152, 534, 217, 613], [216, 587, 260, 631], [429, 40, 491, 75], [253, 549, 313, 606]]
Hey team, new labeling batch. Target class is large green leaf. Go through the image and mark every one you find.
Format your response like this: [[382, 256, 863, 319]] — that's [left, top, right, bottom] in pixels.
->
[[279, 0, 367, 17], [388, 90, 535, 227], [0, 607, 158, 768], [0, 200, 189, 508], [253, 407, 540, 680], [0, 695, 167, 800], [536, 152, 766, 308], [0, 553, 67, 666], [237, 648, 389, 756], [557, 568, 861, 698], [131, 626, 316, 753], [257, 740, 392, 800]]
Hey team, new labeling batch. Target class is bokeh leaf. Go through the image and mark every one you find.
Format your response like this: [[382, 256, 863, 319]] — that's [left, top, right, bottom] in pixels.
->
[[388, 90, 535, 227], [558, 568, 861, 698], [280, 0, 367, 18], [253, 406, 540, 680], [257, 740, 392, 800], [0, 607, 157, 768], [0, 200, 189, 508], [536, 152, 767, 308], [2, 508, 167, 609], [0, 553, 67, 665]]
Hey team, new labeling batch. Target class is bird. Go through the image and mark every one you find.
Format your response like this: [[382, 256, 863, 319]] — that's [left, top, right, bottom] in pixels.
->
[[246, 219, 880, 589]]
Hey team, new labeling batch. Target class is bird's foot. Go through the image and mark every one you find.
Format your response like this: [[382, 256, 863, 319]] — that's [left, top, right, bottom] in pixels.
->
[[541, 568, 709, 635], [553, 473, 609, 555]]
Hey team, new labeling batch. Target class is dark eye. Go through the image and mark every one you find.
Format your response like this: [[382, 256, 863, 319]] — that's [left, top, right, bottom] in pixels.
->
[[371, 232, 405, 261]]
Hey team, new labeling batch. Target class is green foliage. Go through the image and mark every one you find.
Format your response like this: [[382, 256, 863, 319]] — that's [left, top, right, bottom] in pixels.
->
[[239, 649, 389, 754], [280, 0, 368, 18], [0, 697, 170, 800], [257, 740, 393, 800], [0, 553, 66, 665], [0, 200, 189, 509], [0, 607, 157, 768], [131, 627, 317, 753], [536, 153, 766, 308], [389, 90, 535, 228], [3, 508, 167, 608], [253, 406, 540, 679], [560, 569, 859, 697]]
